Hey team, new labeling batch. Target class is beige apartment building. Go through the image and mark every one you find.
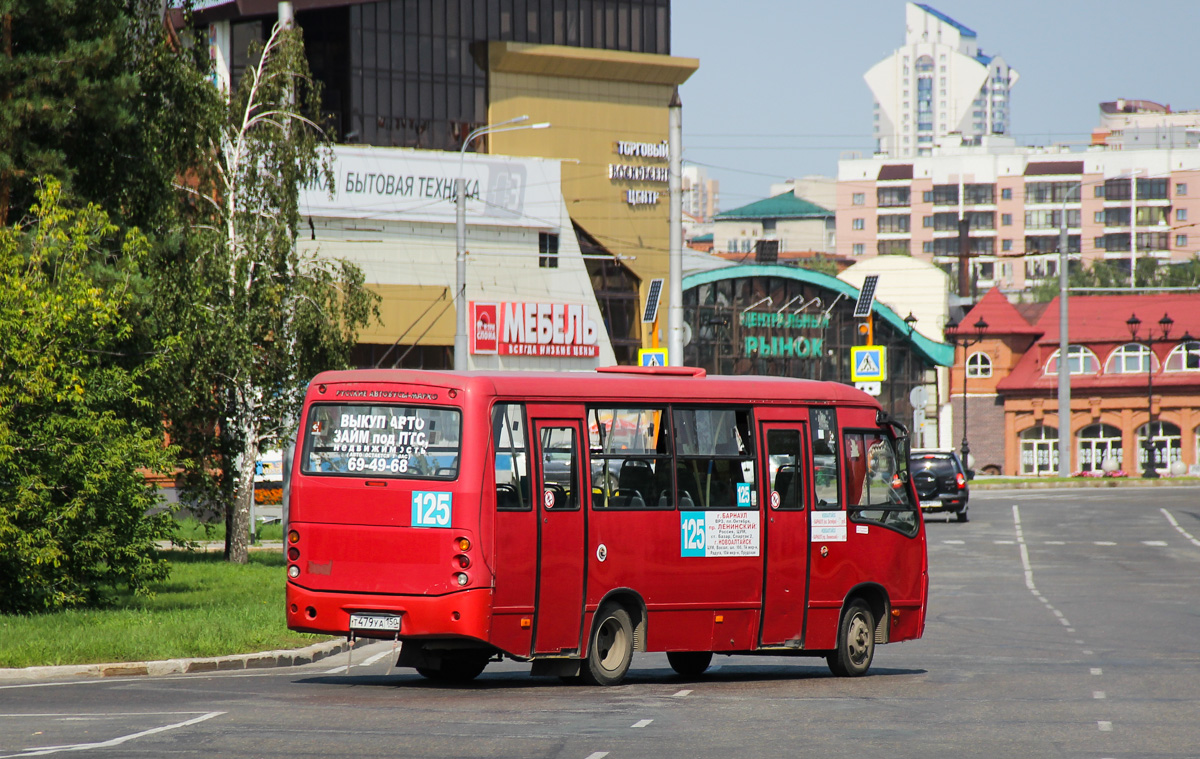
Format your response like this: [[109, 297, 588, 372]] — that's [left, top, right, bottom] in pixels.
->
[[836, 140, 1200, 292]]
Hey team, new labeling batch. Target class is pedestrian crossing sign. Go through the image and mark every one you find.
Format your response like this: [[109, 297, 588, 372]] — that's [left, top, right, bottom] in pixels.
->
[[850, 346, 886, 382], [639, 349, 668, 367]]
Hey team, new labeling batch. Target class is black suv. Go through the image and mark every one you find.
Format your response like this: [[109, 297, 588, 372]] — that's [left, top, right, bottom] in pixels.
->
[[909, 449, 970, 522]]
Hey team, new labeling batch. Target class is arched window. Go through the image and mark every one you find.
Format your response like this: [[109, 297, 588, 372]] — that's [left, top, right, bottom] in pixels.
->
[[1105, 343, 1154, 374], [1044, 345, 1098, 376], [1165, 341, 1200, 372], [1019, 425, 1059, 475], [915, 55, 934, 73], [966, 351, 992, 378], [1077, 423, 1122, 473], [1136, 421, 1181, 476]]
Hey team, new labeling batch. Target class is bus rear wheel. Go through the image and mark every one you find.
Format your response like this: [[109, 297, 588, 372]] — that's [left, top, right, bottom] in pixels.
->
[[666, 651, 712, 678], [826, 600, 875, 677], [582, 605, 634, 686], [416, 652, 490, 682]]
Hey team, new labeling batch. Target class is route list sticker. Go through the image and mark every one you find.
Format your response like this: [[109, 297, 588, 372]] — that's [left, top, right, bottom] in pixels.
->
[[680, 511, 761, 557], [811, 511, 847, 542]]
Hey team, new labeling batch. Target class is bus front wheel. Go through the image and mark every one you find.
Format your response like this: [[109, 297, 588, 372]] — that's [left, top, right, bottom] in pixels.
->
[[666, 651, 712, 678], [826, 600, 875, 677], [582, 605, 634, 686]]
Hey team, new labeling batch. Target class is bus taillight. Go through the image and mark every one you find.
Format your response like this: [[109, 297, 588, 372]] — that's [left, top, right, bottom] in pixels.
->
[[455, 554, 471, 569], [455, 572, 470, 586], [456, 537, 471, 551]]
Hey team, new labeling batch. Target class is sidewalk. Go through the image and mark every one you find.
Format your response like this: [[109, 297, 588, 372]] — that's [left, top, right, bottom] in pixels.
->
[[0, 638, 358, 684]]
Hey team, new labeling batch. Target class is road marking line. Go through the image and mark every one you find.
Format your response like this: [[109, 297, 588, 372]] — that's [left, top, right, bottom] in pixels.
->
[[1044, 540, 1066, 545], [1098, 721, 1113, 732], [672, 689, 692, 698], [1091, 668, 1103, 676], [1160, 508, 1200, 547], [1012, 506, 1073, 629], [0, 711, 224, 758], [1142, 540, 1168, 547], [1093, 541, 1117, 546], [1094, 691, 1106, 699], [993, 540, 1015, 545], [584, 753, 610, 759], [943, 539, 965, 545], [631, 719, 653, 728]]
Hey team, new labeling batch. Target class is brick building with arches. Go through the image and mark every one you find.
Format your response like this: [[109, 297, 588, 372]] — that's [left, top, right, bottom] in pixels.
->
[[954, 288, 1200, 476]]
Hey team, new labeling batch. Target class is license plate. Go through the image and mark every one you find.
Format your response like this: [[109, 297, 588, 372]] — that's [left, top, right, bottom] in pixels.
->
[[349, 613, 400, 631], [920, 500, 942, 509]]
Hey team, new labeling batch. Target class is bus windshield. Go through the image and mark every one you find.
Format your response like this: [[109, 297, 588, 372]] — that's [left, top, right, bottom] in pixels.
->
[[301, 403, 461, 478]]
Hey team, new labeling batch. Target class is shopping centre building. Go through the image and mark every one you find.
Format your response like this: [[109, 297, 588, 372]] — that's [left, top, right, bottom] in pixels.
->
[[190, 0, 696, 368]]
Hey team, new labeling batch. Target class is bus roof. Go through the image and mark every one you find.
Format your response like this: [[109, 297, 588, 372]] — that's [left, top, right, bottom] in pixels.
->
[[308, 367, 879, 407]]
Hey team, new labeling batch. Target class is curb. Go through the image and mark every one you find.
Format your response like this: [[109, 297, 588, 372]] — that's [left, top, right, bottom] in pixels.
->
[[0, 638, 356, 684]]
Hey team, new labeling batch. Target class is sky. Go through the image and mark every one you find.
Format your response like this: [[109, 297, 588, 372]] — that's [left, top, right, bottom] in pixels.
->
[[671, 0, 1200, 211]]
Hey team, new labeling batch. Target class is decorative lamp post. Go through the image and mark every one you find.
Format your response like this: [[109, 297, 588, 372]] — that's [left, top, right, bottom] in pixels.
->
[[1125, 312, 1173, 478], [454, 116, 551, 370], [904, 312, 919, 335], [947, 316, 988, 473]]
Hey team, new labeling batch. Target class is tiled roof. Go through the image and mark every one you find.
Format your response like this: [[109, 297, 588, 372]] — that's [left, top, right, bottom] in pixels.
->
[[995, 292, 1200, 393], [714, 193, 832, 221], [953, 287, 1041, 336]]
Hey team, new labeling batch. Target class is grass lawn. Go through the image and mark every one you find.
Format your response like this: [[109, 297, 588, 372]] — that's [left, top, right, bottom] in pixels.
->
[[0, 550, 331, 670]]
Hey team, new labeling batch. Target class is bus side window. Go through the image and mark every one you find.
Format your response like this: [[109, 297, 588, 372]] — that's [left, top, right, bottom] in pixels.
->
[[673, 407, 756, 510], [809, 407, 840, 510], [493, 403, 530, 511], [588, 406, 673, 509]]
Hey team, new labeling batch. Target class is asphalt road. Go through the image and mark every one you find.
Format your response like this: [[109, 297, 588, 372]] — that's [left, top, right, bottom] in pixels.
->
[[3, 487, 1199, 759]]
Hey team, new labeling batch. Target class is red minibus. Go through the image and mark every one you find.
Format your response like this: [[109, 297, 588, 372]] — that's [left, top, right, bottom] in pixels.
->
[[285, 366, 928, 685]]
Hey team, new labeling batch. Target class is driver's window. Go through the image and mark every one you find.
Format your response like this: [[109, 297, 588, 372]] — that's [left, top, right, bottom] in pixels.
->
[[540, 426, 579, 511]]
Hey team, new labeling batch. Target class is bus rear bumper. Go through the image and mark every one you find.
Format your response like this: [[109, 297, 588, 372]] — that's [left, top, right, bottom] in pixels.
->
[[286, 583, 492, 643]]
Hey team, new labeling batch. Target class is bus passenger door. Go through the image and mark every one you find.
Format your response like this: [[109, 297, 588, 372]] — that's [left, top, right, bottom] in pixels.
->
[[531, 416, 587, 655], [759, 421, 810, 647]]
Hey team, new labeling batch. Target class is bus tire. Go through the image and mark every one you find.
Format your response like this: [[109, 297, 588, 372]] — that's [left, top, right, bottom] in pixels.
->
[[827, 600, 875, 677], [416, 652, 490, 682], [666, 651, 712, 678], [582, 605, 634, 686]]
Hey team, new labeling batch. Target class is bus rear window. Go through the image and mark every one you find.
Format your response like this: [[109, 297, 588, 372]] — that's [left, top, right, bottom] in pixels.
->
[[301, 404, 461, 478]]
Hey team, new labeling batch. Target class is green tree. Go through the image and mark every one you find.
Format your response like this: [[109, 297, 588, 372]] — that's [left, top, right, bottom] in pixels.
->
[[159, 19, 376, 563], [0, 180, 176, 613], [0, 0, 216, 231], [1030, 256, 1200, 302]]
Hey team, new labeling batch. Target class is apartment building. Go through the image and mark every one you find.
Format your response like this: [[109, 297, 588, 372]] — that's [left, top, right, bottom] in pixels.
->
[[865, 3, 1017, 158], [836, 140, 1200, 292]]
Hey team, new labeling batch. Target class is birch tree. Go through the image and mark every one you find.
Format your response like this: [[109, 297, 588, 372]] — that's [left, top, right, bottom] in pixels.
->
[[167, 19, 375, 563]]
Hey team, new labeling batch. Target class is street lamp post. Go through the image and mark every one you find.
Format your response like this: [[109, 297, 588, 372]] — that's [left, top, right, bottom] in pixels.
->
[[454, 116, 550, 370], [1125, 312, 1173, 478], [947, 317, 988, 473]]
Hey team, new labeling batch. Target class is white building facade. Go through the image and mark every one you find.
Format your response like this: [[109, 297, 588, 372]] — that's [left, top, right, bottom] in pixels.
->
[[299, 146, 617, 370], [865, 3, 1018, 159]]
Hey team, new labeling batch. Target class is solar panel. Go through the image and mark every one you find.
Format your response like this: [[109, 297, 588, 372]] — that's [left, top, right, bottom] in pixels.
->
[[853, 275, 879, 318], [641, 278, 664, 324]]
